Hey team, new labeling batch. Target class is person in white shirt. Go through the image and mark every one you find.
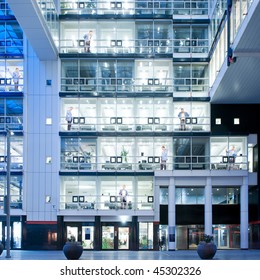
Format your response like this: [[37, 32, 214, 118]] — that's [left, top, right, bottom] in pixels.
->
[[119, 185, 128, 209]]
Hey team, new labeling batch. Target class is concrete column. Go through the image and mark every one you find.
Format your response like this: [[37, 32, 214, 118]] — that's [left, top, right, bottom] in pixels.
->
[[240, 176, 248, 249], [204, 177, 212, 235], [168, 178, 176, 250]]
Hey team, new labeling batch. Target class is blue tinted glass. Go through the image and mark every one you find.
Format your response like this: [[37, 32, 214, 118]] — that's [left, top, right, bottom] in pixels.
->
[[6, 98, 23, 115]]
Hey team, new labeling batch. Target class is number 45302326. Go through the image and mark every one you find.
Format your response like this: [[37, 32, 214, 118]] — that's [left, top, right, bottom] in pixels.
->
[[152, 266, 202, 276]]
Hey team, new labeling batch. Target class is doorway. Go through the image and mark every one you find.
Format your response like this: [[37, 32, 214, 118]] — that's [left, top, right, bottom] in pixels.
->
[[65, 224, 95, 249], [2, 221, 22, 249], [102, 224, 130, 250]]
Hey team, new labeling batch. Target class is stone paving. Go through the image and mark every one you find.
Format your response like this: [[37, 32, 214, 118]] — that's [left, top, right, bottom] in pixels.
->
[[0, 249, 260, 260]]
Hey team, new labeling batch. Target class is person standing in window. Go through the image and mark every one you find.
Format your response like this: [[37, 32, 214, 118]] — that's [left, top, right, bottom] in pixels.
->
[[65, 107, 73, 130], [178, 108, 189, 131], [9, 67, 21, 91], [160, 145, 168, 170], [83, 30, 93, 53], [119, 185, 128, 209]]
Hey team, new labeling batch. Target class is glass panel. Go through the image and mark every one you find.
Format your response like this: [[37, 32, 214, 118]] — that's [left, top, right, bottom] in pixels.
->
[[176, 187, 204, 204], [102, 226, 114, 249], [13, 222, 21, 248], [173, 137, 191, 169], [212, 187, 240, 204], [188, 227, 204, 249], [118, 227, 129, 250], [66, 226, 78, 241], [139, 222, 153, 249], [82, 226, 94, 249], [213, 225, 240, 249], [160, 187, 168, 204]]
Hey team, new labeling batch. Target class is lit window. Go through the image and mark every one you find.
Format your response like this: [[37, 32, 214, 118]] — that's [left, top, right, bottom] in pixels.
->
[[46, 156, 52, 164], [234, 118, 240, 125], [46, 118, 52, 125], [215, 118, 221, 125]]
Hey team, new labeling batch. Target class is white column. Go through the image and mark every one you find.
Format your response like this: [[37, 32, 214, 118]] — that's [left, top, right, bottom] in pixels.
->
[[154, 184, 160, 223], [204, 177, 212, 235], [168, 178, 176, 250], [240, 176, 248, 249]]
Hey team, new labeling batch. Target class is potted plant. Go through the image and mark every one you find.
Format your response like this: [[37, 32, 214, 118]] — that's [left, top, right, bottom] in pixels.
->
[[0, 241, 3, 256], [121, 146, 129, 163], [63, 235, 83, 260], [197, 234, 217, 260]]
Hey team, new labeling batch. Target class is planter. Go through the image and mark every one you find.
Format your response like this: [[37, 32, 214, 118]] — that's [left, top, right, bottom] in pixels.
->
[[0, 242, 3, 256], [63, 242, 83, 260], [197, 242, 217, 260]]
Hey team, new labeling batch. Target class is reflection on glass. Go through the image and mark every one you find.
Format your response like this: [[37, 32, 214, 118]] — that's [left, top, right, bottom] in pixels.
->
[[102, 226, 114, 249], [118, 227, 129, 250], [82, 226, 94, 249], [139, 222, 153, 249], [67, 226, 78, 241]]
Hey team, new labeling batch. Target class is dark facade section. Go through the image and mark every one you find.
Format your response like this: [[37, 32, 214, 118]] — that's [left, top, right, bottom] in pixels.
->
[[23, 222, 57, 250], [211, 104, 260, 220], [212, 205, 240, 224], [160, 205, 204, 224]]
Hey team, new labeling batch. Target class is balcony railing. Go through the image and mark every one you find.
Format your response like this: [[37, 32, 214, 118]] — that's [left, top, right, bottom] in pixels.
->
[[60, 116, 211, 132], [59, 194, 154, 211], [0, 195, 23, 210], [60, 0, 173, 16], [0, 116, 23, 131], [60, 155, 248, 172], [60, 38, 209, 55]]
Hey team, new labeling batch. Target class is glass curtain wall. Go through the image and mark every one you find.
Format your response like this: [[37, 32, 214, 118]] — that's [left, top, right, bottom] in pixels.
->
[[0, 59, 23, 92], [0, 175, 23, 210], [60, 176, 153, 210], [173, 63, 209, 98], [173, 25, 208, 54]]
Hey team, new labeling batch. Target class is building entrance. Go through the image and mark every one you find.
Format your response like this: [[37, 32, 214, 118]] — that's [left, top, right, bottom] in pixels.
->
[[102, 225, 130, 250], [1, 221, 22, 249]]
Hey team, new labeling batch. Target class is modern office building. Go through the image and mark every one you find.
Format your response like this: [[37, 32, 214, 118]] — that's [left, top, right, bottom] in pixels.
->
[[0, 0, 259, 251]]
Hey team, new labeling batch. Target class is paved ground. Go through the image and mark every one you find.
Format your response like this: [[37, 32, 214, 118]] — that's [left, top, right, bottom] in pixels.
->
[[0, 249, 260, 260]]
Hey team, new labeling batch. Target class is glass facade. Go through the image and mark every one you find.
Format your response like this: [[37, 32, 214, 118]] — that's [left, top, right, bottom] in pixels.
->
[[0, 0, 24, 249], [0, 0, 256, 251]]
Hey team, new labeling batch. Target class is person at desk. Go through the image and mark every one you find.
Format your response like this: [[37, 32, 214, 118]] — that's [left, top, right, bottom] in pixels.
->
[[65, 107, 73, 130], [119, 185, 128, 209], [160, 145, 168, 170], [226, 145, 237, 161], [178, 108, 189, 131], [83, 30, 93, 53]]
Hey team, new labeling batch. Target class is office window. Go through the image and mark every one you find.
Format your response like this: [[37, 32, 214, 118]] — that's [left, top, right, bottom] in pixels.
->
[[215, 118, 221, 125], [46, 118, 52, 125], [160, 187, 168, 204], [212, 187, 240, 204], [234, 118, 240, 125], [176, 187, 205, 204], [59, 176, 97, 210]]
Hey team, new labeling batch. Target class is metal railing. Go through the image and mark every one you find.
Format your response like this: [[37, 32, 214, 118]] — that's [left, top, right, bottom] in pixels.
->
[[59, 155, 248, 172], [60, 116, 211, 132], [59, 194, 154, 211], [59, 38, 209, 55]]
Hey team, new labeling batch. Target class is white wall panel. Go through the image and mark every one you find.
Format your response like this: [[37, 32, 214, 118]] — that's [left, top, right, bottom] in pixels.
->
[[24, 43, 59, 221]]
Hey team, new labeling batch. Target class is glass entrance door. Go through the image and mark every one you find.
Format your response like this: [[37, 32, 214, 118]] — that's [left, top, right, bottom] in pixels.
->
[[102, 226, 115, 249], [66, 225, 79, 241], [118, 227, 129, 250], [214, 226, 229, 249], [102, 224, 130, 250]]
